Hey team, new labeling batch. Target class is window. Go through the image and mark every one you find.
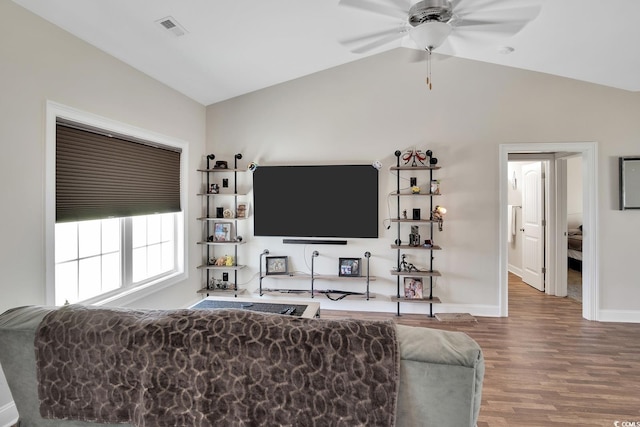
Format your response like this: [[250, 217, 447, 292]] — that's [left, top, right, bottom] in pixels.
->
[[46, 102, 187, 306], [54, 213, 178, 305], [131, 214, 176, 283]]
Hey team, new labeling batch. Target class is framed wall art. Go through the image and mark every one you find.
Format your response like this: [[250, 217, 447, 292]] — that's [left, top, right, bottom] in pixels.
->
[[213, 222, 232, 241], [619, 156, 640, 210], [265, 256, 288, 275], [338, 257, 361, 277]]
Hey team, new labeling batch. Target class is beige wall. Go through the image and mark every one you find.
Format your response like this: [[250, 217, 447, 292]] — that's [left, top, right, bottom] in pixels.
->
[[0, 1, 206, 314], [0, 2, 207, 414], [206, 47, 640, 319]]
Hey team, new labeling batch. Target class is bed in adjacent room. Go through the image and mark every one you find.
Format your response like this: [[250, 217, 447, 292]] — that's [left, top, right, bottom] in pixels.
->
[[567, 213, 583, 272]]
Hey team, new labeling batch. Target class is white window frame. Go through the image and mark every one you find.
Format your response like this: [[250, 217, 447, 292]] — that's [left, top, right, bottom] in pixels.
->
[[45, 101, 189, 306]]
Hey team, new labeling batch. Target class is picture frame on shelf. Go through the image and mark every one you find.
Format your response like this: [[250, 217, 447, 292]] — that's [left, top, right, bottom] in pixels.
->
[[338, 257, 361, 277], [236, 203, 247, 218], [213, 222, 232, 241], [265, 256, 288, 275], [404, 277, 423, 299], [430, 179, 440, 195]]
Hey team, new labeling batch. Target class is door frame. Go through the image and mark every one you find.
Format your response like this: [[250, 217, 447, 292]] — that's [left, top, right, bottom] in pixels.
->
[[499, 142, 599, 320]]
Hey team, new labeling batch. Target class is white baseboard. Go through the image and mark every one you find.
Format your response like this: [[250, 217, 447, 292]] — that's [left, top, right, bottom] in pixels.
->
[[0, 401, 18, 427], [508, 265, 523, 277], [598, 309, 640, 323], [272, 297, 503, 318], [437, 304, 501, 317], [392, 303, 501, 318]]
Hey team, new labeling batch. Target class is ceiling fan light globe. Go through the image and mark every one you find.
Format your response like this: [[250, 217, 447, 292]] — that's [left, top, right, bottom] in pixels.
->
[[409, 21, 452, 51]]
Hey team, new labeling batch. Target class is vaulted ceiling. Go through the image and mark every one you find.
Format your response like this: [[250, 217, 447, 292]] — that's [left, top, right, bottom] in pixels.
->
[[13, 0, 640, 106]]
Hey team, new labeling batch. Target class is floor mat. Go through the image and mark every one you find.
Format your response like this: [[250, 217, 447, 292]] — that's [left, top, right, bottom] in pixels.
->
[[435, 313, 477, 323]]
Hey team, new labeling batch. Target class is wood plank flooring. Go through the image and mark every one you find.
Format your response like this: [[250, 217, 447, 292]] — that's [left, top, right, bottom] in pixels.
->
[[322, 273, 640, 426]]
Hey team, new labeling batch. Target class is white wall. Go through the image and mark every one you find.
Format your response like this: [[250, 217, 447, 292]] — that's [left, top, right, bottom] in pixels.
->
[[206, 47, 640, 319], [0, 2, 206, 418], [507, 163, 524, 275]]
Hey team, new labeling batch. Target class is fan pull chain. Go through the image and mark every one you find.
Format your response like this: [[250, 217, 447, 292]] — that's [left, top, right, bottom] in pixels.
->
[[425, 49, 433, 90]]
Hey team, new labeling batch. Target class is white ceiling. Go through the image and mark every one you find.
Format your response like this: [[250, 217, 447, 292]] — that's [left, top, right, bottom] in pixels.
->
[[13, 0, 640, 106]]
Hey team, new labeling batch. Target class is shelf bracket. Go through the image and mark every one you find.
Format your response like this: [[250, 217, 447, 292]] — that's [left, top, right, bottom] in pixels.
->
[[310, 251, 319, 298]]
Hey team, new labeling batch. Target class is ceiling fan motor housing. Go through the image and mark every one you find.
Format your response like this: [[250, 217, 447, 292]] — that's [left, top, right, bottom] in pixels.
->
[[408, 0, 453, 27]]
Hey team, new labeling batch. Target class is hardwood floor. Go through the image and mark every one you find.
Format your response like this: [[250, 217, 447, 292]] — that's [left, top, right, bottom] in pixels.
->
[[322, 273, 640, 426]]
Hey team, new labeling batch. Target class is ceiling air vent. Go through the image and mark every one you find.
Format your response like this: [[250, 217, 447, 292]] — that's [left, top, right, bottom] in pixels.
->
[[156, 16, 187, 37]]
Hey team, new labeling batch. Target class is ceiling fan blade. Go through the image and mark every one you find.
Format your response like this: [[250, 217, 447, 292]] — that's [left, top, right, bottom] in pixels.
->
[[456, 5, 541, 23], [454, 20, 532, 37], [340, 26, 405, 45], [453, 5, 541, 35], [342, 29, 407, 54], [408, 48, 426, 63], [437, 35, 459, 56], [455, 18, 509, 27], [456, 19, 528, 31], [387, 0, 413, 10], [407, 48, 451, 63], [338, 0, 409, 20], [453, 0, 522, 16]]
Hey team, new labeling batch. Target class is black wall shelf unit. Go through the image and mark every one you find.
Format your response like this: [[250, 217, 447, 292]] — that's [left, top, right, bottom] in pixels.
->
[[390, 149, 444, 317]]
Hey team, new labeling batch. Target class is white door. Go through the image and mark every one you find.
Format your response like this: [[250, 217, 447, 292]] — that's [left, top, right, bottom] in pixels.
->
[[521, 162, 545, 291]]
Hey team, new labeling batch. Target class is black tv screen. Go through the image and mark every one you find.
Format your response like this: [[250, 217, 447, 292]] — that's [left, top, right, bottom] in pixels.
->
[[253, 165, 379, 238]]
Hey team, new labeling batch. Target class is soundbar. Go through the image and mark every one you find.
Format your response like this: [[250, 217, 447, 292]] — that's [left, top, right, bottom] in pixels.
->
[[282, 239, 347, 245]]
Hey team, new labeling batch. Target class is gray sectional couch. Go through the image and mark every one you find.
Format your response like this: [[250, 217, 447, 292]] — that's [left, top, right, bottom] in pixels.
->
[[0, 305, 484, 427]]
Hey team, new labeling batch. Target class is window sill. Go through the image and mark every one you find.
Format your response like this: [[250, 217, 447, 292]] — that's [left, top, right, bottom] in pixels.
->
[[81, 271, 187, 307]]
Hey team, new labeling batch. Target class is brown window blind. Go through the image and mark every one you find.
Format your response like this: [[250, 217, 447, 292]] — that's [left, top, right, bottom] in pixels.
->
[[56, 120, 182, 223]]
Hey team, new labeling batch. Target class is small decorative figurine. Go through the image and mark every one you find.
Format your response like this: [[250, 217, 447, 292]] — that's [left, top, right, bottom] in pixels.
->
[[402, 149, 428, 167], [399, 254, 420, 272], [409, 225, 420, 247]]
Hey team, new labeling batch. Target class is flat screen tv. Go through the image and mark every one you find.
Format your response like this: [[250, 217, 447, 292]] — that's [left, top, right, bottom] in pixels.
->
[[253, 165, 379, 238]]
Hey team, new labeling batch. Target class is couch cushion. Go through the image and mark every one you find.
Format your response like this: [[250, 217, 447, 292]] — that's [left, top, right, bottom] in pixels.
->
[[396, 324, 482, 367]]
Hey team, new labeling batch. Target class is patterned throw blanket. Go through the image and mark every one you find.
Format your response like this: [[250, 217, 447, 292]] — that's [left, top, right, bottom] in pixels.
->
[[34, 305, 399, 426]]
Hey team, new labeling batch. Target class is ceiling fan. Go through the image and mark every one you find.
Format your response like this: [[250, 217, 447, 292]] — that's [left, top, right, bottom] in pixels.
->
[[339, 0, 541, 89]]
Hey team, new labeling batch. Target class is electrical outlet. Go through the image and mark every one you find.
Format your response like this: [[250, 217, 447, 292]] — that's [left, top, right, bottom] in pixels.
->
[[222, 272, 228, 281], [410, 177, 417, 186], [222, 178, 229, 188]]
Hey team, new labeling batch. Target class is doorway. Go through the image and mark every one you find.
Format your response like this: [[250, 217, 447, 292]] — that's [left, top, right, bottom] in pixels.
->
[[507, 156, 583, 302], [499, 142, 598, 320], [507, 160, 546, 292]]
